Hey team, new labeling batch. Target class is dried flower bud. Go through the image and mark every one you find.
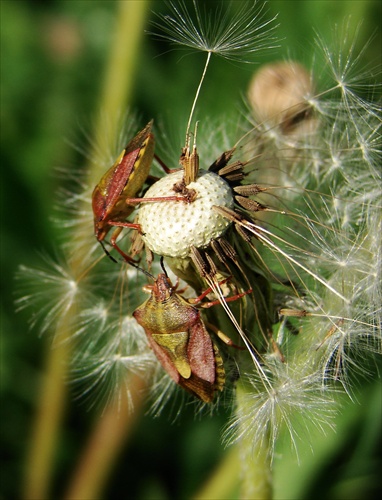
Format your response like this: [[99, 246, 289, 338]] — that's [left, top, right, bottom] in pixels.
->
[[248, 61, 317, 135]]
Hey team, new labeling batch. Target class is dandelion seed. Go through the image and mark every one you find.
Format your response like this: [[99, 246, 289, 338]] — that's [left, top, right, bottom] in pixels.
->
[[150, 1, 278, 62], [151, 1, 278, 146], [71, 305, 159, 408]]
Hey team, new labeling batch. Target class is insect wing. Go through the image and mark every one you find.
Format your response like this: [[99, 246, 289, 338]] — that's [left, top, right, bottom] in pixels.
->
[[145, 329, 183, 384], [181, 321, 225, 402], [146, 330, 218, 403], [92, 148, 140, 222], [187, 320, 216, 384], [178, 370, 218, 403], [92, 120, 155, 238], [146, 327, 219, 403]]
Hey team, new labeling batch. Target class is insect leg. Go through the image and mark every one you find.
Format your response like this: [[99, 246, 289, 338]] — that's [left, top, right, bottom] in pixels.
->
[[204, 321, 245, 350], [109, 226, 140, 263]]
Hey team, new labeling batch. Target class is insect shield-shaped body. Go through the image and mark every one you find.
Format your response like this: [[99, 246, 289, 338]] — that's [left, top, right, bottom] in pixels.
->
[[133, 274, 225, 403], [92, 120, 155, 262]]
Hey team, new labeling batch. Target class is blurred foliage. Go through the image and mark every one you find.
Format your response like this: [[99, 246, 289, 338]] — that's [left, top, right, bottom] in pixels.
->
[[1, 1, 381, 499]]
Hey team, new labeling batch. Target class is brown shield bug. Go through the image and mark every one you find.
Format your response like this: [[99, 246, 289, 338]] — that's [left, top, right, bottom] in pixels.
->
[[92, 120, 156, 262], [133, 272, 250, 402]]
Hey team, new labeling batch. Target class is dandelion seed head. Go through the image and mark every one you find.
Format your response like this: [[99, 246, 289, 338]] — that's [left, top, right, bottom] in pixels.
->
[[71, 348, 157, 409], [15, 255, 92, 338], [70, 306, 159, 408], [139, 170, 234, 258]]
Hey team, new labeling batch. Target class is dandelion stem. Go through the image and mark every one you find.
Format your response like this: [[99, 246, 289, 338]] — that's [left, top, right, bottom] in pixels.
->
[[236, 382, 273, 500], [64, 375, 147, 500], [193, 446, 242, 500], [23, 341, 69, 500]]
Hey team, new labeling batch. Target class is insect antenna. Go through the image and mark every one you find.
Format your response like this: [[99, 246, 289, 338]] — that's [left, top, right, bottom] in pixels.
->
[[160, 256, 168, 276], [127, 260, 155, 281], [100, 240, 118, 263]]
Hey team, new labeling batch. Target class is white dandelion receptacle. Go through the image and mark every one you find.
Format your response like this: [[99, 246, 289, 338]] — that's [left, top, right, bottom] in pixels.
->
[[138, 170, 235, 258]]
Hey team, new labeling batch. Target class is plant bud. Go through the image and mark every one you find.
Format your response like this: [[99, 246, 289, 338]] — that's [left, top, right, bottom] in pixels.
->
[[248, 61, 317, 135]]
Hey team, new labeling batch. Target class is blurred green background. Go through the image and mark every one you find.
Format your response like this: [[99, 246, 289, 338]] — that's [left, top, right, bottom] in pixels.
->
[[1, 1, 381, 499]]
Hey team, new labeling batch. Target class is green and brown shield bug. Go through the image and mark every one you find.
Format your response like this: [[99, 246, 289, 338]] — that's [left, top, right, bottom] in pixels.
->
[[133, 272, 250, 402], [133, 272, 224, 402]]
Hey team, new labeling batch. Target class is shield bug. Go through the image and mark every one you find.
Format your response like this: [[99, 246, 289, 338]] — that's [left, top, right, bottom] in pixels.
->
[[133, 272, 250, 402], [92, 120, 156, 262]]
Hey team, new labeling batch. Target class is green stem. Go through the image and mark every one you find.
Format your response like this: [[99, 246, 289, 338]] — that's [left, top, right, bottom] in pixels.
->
[[236, 382, 273, 500], [23, 340, 69, 500], [193, 446, 242, 500], [193, 382, 273, 500], [64, 375, 147, 500]]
